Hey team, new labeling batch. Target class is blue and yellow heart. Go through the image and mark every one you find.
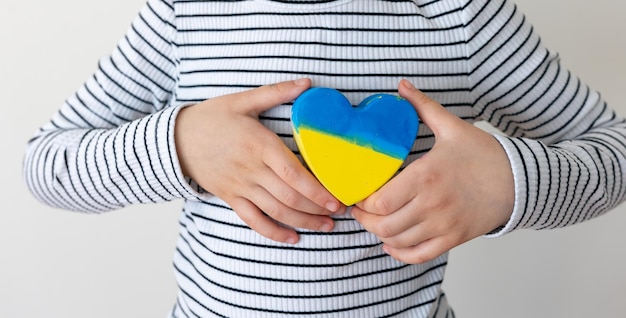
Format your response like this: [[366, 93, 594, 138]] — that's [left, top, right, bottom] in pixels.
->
[[291, 87, 419, 206]]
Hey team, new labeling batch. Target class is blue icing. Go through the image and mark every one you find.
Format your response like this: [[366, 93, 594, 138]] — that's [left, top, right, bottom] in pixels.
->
[[292, 87, 419, 159]]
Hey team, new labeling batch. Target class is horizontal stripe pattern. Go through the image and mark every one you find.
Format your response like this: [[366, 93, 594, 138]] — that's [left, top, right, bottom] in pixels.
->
[[23, 0, 626, 317], [173, 199, 446, 317]]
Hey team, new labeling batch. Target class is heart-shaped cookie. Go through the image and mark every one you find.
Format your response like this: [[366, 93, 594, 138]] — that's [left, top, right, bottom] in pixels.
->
[[291, 87, 419, 205]]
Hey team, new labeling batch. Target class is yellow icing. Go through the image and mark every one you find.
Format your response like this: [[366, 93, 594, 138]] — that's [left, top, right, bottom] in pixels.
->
[[295, 127, 403, 205]]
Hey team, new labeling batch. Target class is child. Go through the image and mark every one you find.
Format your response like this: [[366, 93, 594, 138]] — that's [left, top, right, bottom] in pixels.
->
[[23, 0, 626, 317]]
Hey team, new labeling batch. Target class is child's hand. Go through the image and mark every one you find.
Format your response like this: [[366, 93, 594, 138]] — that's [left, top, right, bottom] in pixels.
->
[[175, 79, 344, 244], [351, 79, 515, 264]]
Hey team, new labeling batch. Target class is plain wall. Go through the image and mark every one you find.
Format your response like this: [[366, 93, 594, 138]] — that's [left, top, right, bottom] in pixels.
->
[[1, 1, 624, 317]]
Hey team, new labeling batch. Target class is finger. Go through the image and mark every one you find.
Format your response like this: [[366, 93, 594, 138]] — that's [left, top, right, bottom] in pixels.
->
[[351, 205, 418, 240], [398, 79, 461, 136], [378, 222, 429, 249], [355, 164, 420, 215], [233, 78, 312, 115], [229, 197, 300, 244], [258, 161, 336, 216], [383, 236, 451, 265], [247, 185, 335, 233], [264, 144, 344, 214]]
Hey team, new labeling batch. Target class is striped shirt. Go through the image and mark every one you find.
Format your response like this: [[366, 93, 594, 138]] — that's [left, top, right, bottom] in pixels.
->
[[23, 0, 626, 316]]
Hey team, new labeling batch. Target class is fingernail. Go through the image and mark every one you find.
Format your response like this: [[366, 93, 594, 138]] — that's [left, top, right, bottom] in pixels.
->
[[402, 79, 416, 90], [320, 222, 333, 232], [286, 236, 298, 244], [325, 201, 339, 213], [294, 78, 308, 86]]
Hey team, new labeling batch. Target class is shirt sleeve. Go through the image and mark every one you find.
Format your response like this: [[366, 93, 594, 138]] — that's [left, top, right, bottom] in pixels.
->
[[23, 0, 209, 213], [462, 0, 626, 235]]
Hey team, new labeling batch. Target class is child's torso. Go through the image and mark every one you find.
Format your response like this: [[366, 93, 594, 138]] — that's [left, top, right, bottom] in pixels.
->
[[170, 1, 469, 316]]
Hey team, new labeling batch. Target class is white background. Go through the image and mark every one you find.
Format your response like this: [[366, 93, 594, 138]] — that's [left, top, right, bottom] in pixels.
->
[[1, 0, 625, 317]]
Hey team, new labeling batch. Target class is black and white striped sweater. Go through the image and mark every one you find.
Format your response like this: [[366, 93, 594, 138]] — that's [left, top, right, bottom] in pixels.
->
[[23, 0, 626, 316]]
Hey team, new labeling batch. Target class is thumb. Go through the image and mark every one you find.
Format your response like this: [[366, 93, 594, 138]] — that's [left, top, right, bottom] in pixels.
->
[[234, 78, 312, 116], [398, 79, 460, 136]]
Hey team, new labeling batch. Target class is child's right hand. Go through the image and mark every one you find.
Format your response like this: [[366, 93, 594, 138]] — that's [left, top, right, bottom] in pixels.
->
[[174, 78, 344, 244]]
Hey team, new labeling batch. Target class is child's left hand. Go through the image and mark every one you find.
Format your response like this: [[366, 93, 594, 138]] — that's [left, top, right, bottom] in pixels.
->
[[351, 79, 515, 264]]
